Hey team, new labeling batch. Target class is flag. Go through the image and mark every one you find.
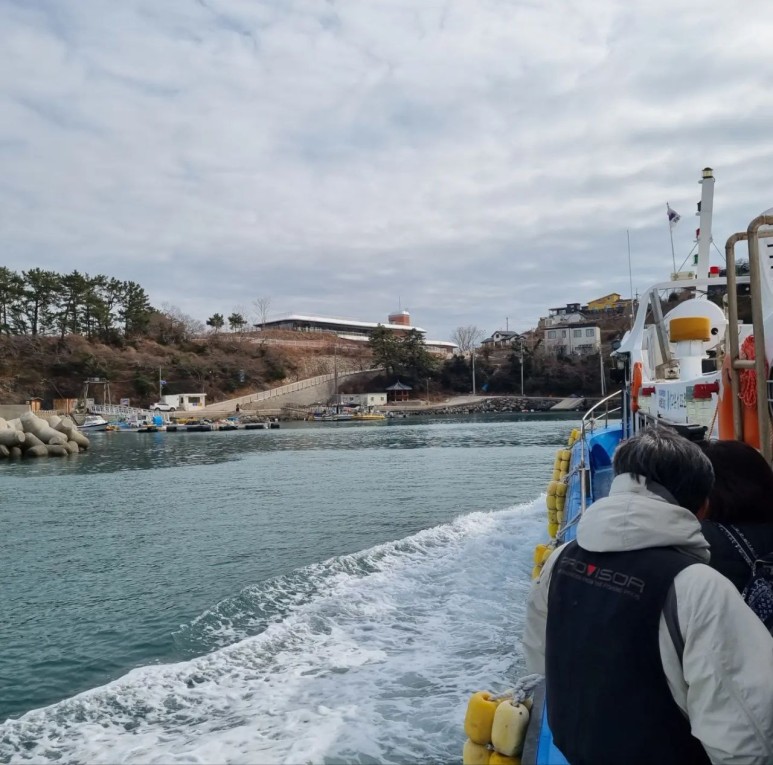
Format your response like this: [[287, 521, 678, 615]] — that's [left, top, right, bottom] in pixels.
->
[[667, 203, 681, 230]]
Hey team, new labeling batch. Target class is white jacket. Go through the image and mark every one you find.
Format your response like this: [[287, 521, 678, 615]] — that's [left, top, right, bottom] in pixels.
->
[[522, 473, 773, 765]]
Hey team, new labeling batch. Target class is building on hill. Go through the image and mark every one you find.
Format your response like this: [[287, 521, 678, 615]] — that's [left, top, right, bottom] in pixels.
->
[[260, 311, 425, 338], [585, 292, 635, 315], [481, 330, 521, 348], [544, 303, 585, 327], [259, 311, 457, 357], [544, 324, 601, 355], [587, 292, 621, 311]]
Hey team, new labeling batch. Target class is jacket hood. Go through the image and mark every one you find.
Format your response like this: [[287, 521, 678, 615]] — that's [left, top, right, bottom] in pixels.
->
[[576, 473, 710, 561]]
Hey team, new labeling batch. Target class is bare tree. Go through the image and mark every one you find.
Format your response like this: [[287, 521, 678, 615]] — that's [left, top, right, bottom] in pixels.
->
[[452, 325, 484, 354], [159, 303, 205, 339], [253, 296, 272, 329]]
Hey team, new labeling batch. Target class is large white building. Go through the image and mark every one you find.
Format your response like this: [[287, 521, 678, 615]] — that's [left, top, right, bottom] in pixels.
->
[[259, 310, 457, 356], [543, 324, 601, 355]]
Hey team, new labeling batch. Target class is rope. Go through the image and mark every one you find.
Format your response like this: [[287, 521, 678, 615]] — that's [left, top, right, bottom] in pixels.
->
[[708, 394, 721, 438], [490, 674, 544, 704], [739, 335, 757, 408]]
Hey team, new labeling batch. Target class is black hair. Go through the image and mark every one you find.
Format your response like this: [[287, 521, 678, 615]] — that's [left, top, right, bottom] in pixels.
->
[[613, 427, 714, 514], [697, 439, 773, 523]]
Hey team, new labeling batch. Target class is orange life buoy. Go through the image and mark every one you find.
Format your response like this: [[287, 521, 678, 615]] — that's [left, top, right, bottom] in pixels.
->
[[631, 362, 643, 413]]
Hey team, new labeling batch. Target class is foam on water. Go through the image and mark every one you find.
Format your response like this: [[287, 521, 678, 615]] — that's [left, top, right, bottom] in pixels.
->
[[1, 498, 546, 764]]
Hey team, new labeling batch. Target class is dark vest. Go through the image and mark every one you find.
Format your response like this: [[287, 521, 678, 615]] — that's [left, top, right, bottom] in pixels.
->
[[546, 541, 711, 765], [701, 521, 773, 592]]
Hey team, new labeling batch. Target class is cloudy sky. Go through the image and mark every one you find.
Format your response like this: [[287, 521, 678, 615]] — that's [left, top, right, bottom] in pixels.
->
[[2, 0, 773, 339]]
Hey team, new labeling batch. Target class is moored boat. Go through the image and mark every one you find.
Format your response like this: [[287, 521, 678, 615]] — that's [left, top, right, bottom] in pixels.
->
[[77, 414, 110, 432]]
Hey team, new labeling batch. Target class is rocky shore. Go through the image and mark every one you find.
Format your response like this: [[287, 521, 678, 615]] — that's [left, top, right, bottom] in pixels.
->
[[396, 396, 584, 416]]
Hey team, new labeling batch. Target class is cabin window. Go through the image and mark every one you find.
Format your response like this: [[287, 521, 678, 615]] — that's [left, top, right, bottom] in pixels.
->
[[548, 330, 557, 339], [586, 328, 595, 337], [573, 329, 582, 337]]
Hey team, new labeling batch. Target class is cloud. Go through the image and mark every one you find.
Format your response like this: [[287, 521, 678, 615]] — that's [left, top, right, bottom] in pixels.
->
[[2, 0, 773, 338]]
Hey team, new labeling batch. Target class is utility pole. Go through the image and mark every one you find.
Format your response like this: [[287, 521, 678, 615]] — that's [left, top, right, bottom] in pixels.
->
[[426, 378, 430, 404], [158, 367, 163, 401], [520, 338, 525, 397], [471, 346, 476, 395], [599, 348, 606, 397]]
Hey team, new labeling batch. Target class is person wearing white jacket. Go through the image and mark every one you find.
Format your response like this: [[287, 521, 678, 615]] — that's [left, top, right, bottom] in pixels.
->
[[522, 428, 773, 765]]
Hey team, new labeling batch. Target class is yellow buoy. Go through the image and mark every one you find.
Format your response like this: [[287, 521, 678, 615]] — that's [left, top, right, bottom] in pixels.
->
[[538, 545, 553, 565], [489, 753, 521, 765], [560, 449, 571, 460], [464, 691, 502, 745], [463, 739, 492, 765], [556, 510, 565, 526], [552, 469, 561, 481], [556, 483, 567, 498], [533, 544, 548, 564], [547, 521, 559, 538], [491, 700, 530, 757], [531, 564, 542, 580]]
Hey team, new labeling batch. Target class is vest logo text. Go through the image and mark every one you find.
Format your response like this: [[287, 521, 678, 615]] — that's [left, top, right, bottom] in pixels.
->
[[559, 556, 646, 597]]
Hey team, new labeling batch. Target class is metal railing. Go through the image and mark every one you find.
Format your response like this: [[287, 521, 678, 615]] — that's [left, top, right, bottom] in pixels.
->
[[577, 390, 623, 516]]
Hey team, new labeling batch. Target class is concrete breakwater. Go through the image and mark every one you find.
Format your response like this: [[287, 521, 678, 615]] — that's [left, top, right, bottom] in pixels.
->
[[0, 412, 90, 458], [400, 397, 579, 415]]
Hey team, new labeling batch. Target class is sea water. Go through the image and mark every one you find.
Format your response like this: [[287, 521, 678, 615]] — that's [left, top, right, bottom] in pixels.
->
[[0, 415, 578, 764]]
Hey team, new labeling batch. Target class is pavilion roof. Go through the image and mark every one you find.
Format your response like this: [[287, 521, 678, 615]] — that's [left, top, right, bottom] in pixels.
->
[[385, 380, 413, 391]]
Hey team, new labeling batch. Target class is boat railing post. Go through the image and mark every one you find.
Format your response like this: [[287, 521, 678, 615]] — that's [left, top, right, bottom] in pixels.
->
[[649, 287, 671, 372], [725, 232, 747, 440], [746, 214, 773, 463]]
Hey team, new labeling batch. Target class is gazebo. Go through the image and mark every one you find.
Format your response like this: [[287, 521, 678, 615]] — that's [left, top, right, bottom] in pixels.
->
[[386, 380, 412, 402]]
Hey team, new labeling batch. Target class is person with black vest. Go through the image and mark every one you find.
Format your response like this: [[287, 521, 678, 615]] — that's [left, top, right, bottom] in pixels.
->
[[697, 439, 773, 594], [522, 427, 773, 765]]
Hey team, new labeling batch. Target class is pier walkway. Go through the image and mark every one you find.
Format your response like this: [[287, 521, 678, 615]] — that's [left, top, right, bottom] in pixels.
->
[[200, 368, 382, 416]]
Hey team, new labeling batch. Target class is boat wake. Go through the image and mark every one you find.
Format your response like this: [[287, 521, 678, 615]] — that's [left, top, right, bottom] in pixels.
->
[[1, 499, 545, 764]]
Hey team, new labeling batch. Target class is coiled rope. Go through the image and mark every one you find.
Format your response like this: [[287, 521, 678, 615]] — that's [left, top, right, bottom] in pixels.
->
[[739, 335, 757, 407]]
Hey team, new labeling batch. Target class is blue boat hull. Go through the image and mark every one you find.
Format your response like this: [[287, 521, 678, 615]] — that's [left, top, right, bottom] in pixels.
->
[[526, 423, 623, 765]]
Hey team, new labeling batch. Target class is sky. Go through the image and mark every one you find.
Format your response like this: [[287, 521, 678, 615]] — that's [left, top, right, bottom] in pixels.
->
[[2, 0, 773, 341]]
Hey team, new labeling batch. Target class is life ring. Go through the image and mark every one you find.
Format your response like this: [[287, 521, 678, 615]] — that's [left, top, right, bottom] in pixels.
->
[[631, 361, 643, 413], [717, 335, 762, 448]]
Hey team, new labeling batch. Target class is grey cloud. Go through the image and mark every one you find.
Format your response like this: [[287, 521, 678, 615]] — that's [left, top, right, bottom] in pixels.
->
[[1, 0, 773, 340]]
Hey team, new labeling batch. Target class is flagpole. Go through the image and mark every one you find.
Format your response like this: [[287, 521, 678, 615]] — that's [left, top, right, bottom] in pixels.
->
[[627, 229, 635, 330], [667, 202, 677, 275]]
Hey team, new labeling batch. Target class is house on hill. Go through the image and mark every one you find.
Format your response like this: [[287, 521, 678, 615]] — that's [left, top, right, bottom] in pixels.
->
[[544, 324, 601, 355], [481, 330, 521, 348], [544, 303, 585, 327]]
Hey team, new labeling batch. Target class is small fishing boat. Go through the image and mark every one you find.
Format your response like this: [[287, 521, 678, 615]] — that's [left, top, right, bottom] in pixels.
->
[[350, 411, 386, 421], [77, 415, 109, 432]]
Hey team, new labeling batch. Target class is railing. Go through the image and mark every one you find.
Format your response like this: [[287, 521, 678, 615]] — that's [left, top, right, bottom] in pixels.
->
[[90, 403, 155, 417], [577, 390, 623, 516]]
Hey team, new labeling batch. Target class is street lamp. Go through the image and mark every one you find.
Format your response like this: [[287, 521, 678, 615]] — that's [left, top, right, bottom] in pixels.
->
[[471, 345, 476, 395]]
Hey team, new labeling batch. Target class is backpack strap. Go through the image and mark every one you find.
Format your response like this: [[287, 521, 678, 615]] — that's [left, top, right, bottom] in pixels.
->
[[715, 523, 758, 569], [664, 582, 685, 667]]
